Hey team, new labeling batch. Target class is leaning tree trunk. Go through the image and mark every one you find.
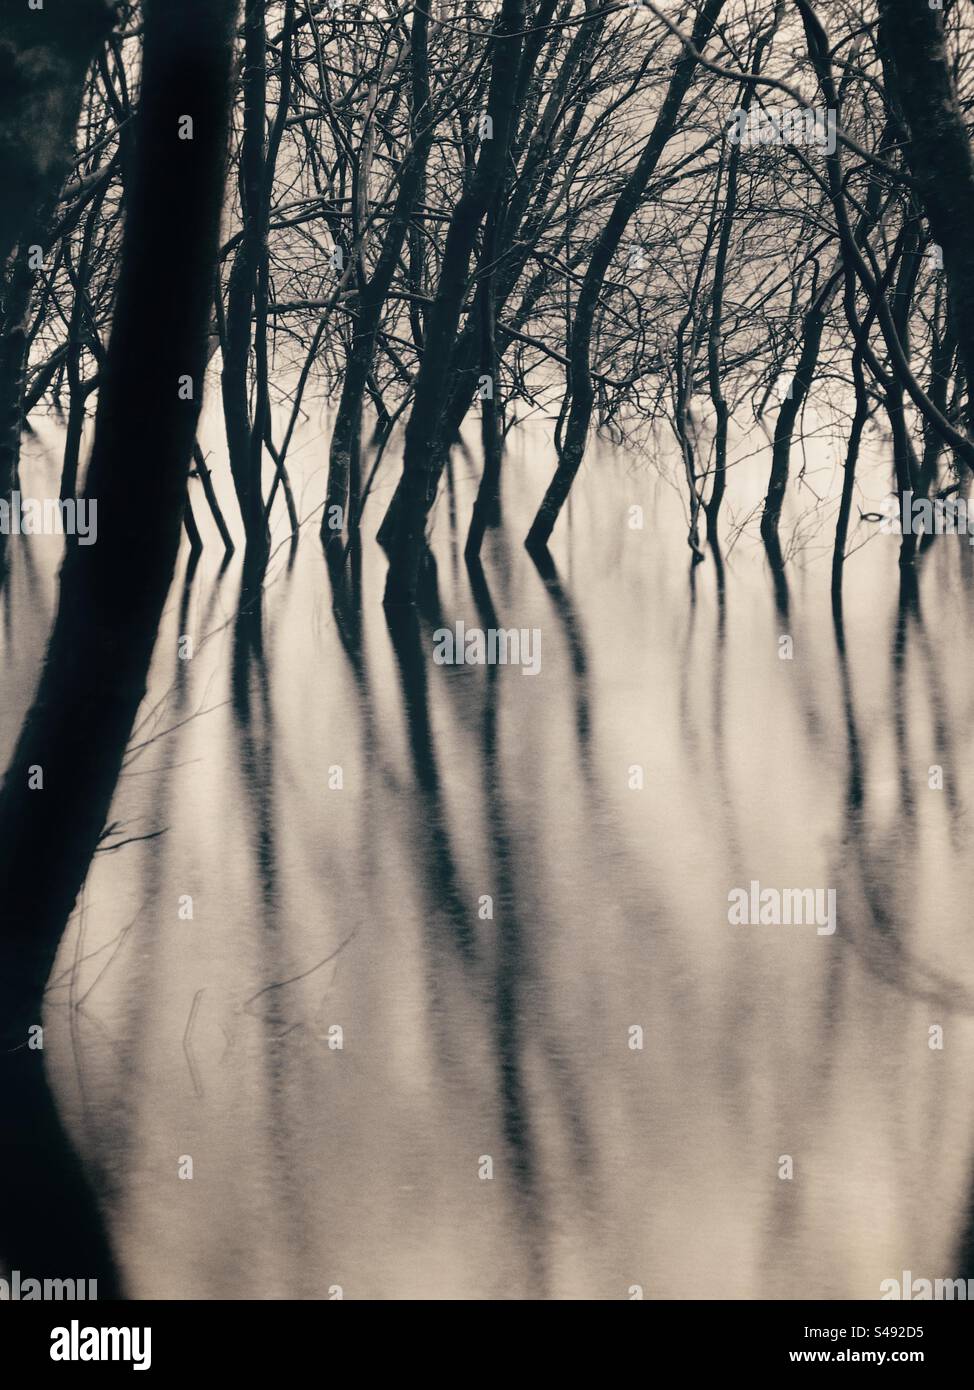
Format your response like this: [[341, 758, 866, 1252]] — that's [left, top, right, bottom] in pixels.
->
[[760, 268, 841, 561], [526, 0, 726, 553], [0, 0, 237, 1287], [464, 207, 503, 560], [377, 1, 607, 553]]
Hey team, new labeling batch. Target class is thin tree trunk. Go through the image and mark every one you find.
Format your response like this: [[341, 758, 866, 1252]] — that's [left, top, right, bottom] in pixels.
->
[[465, 208, 503, 560], [59, 189, 106, 500], [831, 348, 869, 608], [193, 441, 235, 555], [183, 489, 204, 555], [919, 281, 955, 497], [706, 8, 780, 543], [323, 2, 433, 558], [221, 0, 270, 560], [526, 0, 725, 553], [759, 268, 841, 557], [0, 241, 35, 576]]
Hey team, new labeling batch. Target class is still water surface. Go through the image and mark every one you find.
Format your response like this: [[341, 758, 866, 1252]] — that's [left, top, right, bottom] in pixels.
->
[[3, 400, 974, 1299]]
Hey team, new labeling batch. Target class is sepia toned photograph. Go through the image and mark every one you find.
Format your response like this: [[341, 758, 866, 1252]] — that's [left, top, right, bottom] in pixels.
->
[[1, 0, 973, 1351]]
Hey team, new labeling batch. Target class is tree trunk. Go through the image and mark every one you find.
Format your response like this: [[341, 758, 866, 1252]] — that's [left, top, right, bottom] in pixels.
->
[[221, 0, 270, 560], [322, 0, 432, 559], [383, 0, 527, 604], [831, 348, 868, 609], [0, 243, 35, 576], [760, 268, 841, 557], [0, 0, 237, 1284], [877, 0, 974, 433], [526, 0, 726, 553], [465, 208, 503, 560], [706, 10, 780, 543]]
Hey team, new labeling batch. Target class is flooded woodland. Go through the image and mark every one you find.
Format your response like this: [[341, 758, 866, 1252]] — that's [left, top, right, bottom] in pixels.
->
[[3, 0, 974, 1302]]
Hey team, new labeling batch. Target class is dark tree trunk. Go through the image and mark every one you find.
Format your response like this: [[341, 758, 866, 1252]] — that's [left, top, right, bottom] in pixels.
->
[[877, 0, 974, 433], [706, 11, 779, 544], [383, 0, 527, 604], [884, 220, 924, 564], [831, 348, 869, 610], [465, 208, 503, 560], [0, 241, 35, 576], [59, 188, 107, 501], [760, 269, 840, 557], [221, 0, 270, 560], [322, 0, 432, 559], [0, 0, 237, 1285], [377, 9, 607, 554], [525, 0, 726, 553], [919, 283, 955, 496]]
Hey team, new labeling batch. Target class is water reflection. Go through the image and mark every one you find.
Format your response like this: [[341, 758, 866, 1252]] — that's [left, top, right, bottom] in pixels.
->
[[3, 410, 974, 1298]]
